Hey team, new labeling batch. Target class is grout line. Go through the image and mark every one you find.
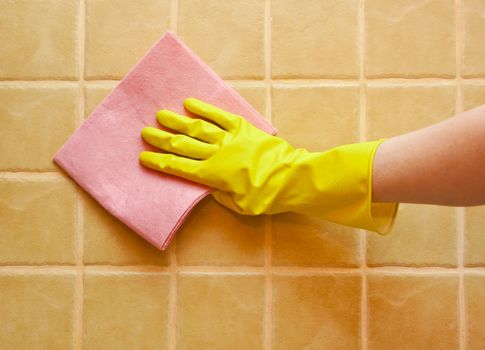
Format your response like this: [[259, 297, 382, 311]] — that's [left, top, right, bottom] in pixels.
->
[[0, 81, 79, 87], [264, 1, 273, 349], [359, 0, 368, 348], [456, 1, 466, 349], [169, 242, 177, 350], [264, 216, 273, 350], [3, 264, 485, 274], [168, 2, 179, 348], [0, 172, 65, 181], [3, 77, 485, 86], [74, 1, 86, 349], [170, 0, 178, 33], [169, 5, 180, 348]]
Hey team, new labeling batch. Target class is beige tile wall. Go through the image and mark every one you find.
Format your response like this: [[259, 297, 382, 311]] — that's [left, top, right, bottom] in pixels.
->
[[1, 0, 484, 349]]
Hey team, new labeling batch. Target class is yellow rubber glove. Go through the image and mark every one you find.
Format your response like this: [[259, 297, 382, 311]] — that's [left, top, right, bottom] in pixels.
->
[[140, 98, 399, 234]]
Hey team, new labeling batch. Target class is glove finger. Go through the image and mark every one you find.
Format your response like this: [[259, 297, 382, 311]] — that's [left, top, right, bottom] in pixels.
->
[[139, 151, 210, 186], [211, 190, 247, 215], [183, 97, 242, 132], [156, 109, 225, 144], [142, 127, 217, 160]]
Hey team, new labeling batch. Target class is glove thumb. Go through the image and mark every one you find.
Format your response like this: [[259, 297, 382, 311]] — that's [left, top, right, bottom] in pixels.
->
[[211, 190, 247, 215]]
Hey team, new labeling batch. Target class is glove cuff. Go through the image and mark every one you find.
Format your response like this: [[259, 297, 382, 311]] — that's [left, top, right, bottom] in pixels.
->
[[366, 139, 399, 234], [295, 139, 399, 234]]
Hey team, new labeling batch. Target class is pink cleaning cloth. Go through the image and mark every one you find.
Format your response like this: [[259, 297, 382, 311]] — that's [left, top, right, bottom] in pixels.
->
[[54, 31, 276, 250]]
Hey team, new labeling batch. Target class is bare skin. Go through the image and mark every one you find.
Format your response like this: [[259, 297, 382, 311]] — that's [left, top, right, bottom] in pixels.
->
[[372, 104, 485, 206]]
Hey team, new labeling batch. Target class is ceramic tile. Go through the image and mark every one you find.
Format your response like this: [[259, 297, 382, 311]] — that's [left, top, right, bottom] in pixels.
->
[[178, 0, 264, 79], [272, 213, 360, 267], [463, 0, 485, 77], [0, 178, 76, 265], [367, 204, 456, 266], [176, 197, 265, 266], [271, 0, 358, 79], [463, 82, 485, 111], [0, 272, 76, 349], [229, 84, 267, 120], [0, 0, 78, 79], [272, 274, 361, 350], [0, 85, 78, 171], [365, 0, 455, 78], [83, 272, 170, 350], [84, 83, 118, 117], [177, 273, 264, 349], [465, 275, 485, 349], [366, 85, 455, 139], [464, 206, 485, 266], [85, 0, 171, 79], [272, 85, 359, 151], [82, 192, 171, 266], [0, 0, 477, 347], [368, 274, 459, 349]]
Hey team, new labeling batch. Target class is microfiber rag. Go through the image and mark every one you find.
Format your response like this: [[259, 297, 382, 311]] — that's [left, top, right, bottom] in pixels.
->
[[53, 31, 276, 250]]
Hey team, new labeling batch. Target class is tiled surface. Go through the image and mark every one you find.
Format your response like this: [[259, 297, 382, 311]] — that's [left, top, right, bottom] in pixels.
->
[[85, 0, 171, 79], [178, 0, 265, 79], [82, 191, 171, 266], [463, 0, 485, 77], [176, 197, 265, 267], [272, 274, 361, 349], [368, 274, 459, 349], [367, 204, 457, 267], [365, 0, 455, 78], [464, 206, 485, 266], [366, 84, 456, 139], [465, 275, 485, 349], [83, 272, 170, 349], [0, 272, 76, 349], [272, 213, 360, 267], [272, 85, 359, 150], [0, 0, 79, 80], [1, 0, 485, 349], [0, 85, 78, 171], [0, 177, 77, 265], [177, 274, 265, 349], [271, 0, 359, 79]]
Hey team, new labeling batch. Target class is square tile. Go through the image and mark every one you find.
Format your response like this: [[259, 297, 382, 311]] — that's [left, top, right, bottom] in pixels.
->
[[464, 206, 485, 266], [463, 82, 485, 111], [465, 275, 485, 349], [229, 84, 267, 120], [365, 0, 455, 78], [176, 197, 265, 266], [83, 272, 170, 350], [463, 0, 485, 77], [366, 85, 455, 139], [367, 204, 457, 266], [368, 274, 459, 349], [0, 0, 78, 79], [0, 178, 76, 264], [272, 213, 360, 267], [85, 0, 171, 79], [84, 83, 118, 117], [0, 85, 78, 171], [272, 274, 361, 350], [178, 0, 265, 79], [0, 272, 76, 349], [177, 273, 265, 349], [271, 0, 359, 79], [272, 85, 359, 151], [82, 191, 171, 266]]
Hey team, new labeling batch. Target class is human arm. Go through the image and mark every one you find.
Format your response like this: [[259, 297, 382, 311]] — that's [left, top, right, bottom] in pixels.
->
[[373, 105, 485, 206]]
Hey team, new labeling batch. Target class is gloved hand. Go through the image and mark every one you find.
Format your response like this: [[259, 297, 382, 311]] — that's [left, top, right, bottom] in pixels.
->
[[140, 98, 398, 234]]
